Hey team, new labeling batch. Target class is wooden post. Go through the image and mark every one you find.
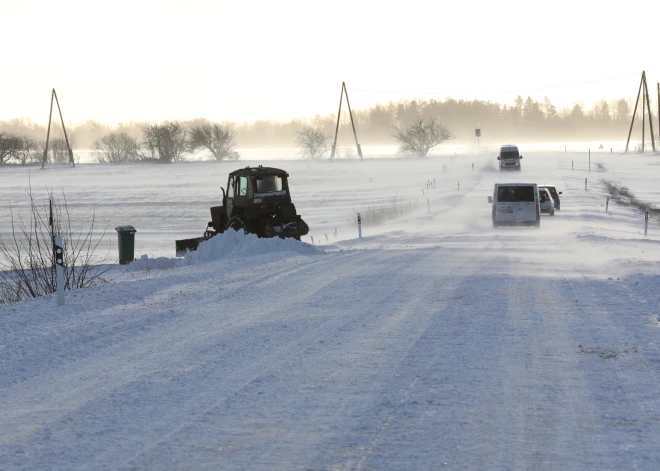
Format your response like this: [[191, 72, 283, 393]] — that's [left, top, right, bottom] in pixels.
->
[[42, 90, 55, 168], [625, 72, 645, 153], [342, 83, 363, 160], [330, 82, 362, 160], [42, 88, 75, 168], [642, 77, 646, 153], [642, 73, 655, 151], [330, 84, 344, 159], [53, 89, 75, 166]]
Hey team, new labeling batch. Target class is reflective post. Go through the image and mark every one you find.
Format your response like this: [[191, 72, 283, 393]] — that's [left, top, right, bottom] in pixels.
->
[[54, 235, 64, 306], [357, 212, 362, 238]]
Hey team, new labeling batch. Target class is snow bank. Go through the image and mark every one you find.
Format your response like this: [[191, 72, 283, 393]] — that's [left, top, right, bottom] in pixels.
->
[[184, 230, 321, 264], [129, 230, 322, 271]]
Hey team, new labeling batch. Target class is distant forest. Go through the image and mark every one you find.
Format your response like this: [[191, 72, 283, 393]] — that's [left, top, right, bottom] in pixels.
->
[[0, 95, 655, 149]]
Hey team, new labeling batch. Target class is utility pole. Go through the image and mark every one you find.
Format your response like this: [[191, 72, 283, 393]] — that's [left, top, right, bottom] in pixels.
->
[[625, 71, 656, 153], [42, 88, 75, 168], [642, 81, 646, 152], [330, 82, 363, 160]]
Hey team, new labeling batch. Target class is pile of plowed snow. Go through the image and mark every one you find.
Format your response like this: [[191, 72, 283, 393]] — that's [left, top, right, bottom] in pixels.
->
[[128, 230, 322, 271]]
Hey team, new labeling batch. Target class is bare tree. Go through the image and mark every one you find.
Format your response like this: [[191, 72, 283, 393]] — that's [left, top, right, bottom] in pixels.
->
[[141, 121, 187, 163], [393, 117, 453, 157], [0, 133, 34, 165], [296, 126, 330, 159], [47, 136, 78, 164], [0, 187, 112, 305], [188, 122, 239, 161], [92, 132, 141, 164]]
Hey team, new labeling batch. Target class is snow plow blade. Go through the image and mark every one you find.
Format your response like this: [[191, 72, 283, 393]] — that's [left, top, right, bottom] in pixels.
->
[[267, 217, 309, 238], [175, 236, 206, 257]]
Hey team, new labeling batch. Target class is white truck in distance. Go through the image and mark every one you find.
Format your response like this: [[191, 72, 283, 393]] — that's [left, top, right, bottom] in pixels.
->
[[498, 145, 522, 170], [488, 183, 540, 227]]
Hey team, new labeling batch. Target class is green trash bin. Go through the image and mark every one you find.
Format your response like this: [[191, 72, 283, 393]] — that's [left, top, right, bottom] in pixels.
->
[[115, 225, 137, 265]]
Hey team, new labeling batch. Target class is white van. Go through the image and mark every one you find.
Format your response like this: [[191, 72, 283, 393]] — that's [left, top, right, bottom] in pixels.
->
[[497, 145, 522, 170], [488, 183, 540, 227]]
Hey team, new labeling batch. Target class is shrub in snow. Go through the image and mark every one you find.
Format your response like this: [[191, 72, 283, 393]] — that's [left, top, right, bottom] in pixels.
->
[[0, 189, 112, 305]]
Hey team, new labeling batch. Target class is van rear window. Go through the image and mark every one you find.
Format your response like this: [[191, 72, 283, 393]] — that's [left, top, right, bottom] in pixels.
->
[[498, 186, 535, 202], [501, 150, 519, 159]]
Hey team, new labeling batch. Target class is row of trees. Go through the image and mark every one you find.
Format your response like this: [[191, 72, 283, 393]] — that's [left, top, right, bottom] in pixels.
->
[[296, 117, 454, 158], [0, 121, 240, 165], [0, 132, 78, 165], [1, 94, 656, 163]]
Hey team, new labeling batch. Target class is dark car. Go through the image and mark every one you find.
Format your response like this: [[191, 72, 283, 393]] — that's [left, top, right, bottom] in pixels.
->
[[539, 185, 562, 210]]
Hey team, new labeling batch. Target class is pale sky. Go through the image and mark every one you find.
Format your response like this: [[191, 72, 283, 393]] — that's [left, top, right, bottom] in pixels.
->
[[1, 0, 658, 125]]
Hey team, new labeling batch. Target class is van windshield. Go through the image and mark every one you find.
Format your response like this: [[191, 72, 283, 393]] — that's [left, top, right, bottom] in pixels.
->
[[501, 150, 520, 159], [498, 186, 535, 203]]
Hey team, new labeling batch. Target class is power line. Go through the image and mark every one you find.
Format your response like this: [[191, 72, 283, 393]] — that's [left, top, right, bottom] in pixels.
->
[[347, 73, 640, 96]]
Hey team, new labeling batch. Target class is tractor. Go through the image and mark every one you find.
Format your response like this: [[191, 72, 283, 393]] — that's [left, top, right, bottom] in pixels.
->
[[175, 166, 309, 255]]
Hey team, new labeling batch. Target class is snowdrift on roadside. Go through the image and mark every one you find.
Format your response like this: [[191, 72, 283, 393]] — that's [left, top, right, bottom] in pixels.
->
[[129, 230, 322, 271], [184, 230, 321, 264]]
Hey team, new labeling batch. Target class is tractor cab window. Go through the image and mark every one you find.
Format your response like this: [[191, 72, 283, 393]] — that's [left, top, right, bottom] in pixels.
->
[[237, 176, 249, 197], [256, 175, 283, 194], [227, 177, 235, 197]]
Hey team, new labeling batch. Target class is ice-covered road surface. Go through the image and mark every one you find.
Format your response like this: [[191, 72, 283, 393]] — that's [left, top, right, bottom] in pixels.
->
[[2, 151, 660, 469]]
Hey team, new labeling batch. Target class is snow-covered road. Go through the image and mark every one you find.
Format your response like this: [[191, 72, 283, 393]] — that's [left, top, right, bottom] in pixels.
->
[[2, 151, 660, 469]]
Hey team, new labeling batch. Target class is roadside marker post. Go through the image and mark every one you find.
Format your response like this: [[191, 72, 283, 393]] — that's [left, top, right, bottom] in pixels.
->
[[645, 208, 649, 237], [606, 197, 609, 212], [54, 235, 65, 306], [572, 161, 573, 170], [357, 212, 362, 238], [585, 178, 587, 190], [427, 198, 430, 213], [311, 236, 314, 244], [458, 181, 460, 192]]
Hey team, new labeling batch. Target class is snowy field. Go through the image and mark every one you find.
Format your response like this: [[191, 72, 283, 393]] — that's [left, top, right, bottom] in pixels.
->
[[2, 147, 660, 469]]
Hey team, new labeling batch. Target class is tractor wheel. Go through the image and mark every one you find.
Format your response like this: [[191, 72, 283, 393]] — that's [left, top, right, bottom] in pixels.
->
[[226, 216, 245, 234], [262, 222, 277, 239]]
